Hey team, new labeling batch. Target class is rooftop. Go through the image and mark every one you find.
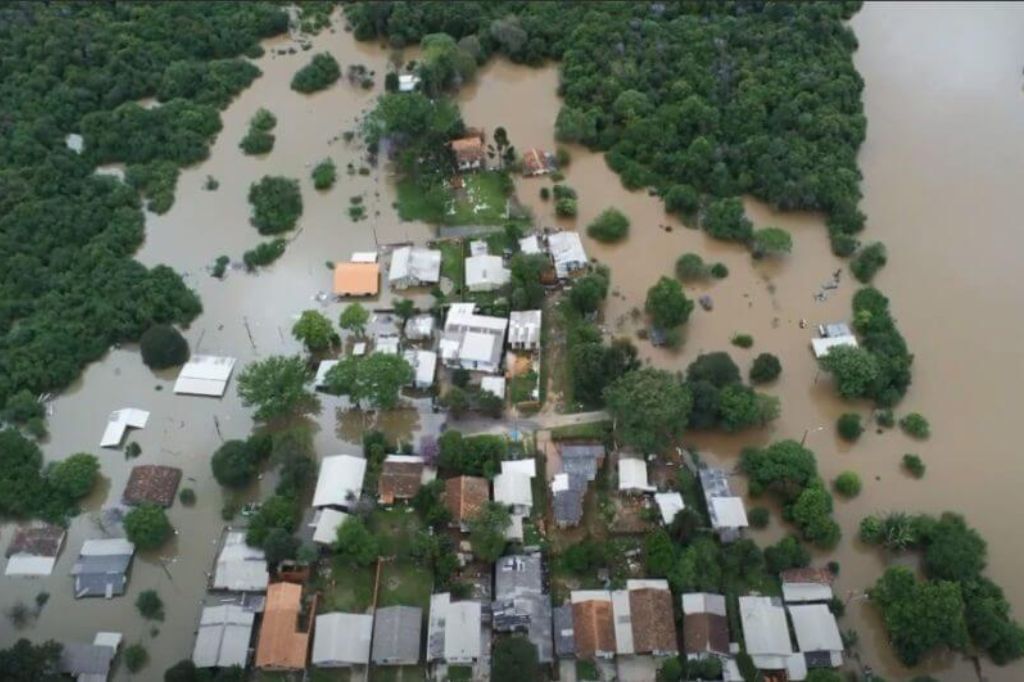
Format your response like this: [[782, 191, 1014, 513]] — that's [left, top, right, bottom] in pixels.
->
[[628, 583, 677, 655], [255, 582, 311, 670], [213, 531, 269, 592], [618, 458, 654, 493], [571, 594, 616, 659], [389, 246, 442, 285], [493, 471, 533, 508], [192, 604, 255, 669], [465, 254, 510, 289], [99, 407, 149, 448], [174, 355, 236, 397], [547, 231, 587, 278], [788, 604, 843, 654], [312, 612, 373, 666], [312, 455, 367, 509], [445, 476, 489, 525], [372, 605, 422, 665], [122, 465, 181, 507], [71, 539, 135, 599], [739, 596, 793, 657], [5, 524, 65, 577], [653, 492, 685, 525], [378, 455, 425, 504], [333, 262, 380, 296], [508, 309, 542, 347]]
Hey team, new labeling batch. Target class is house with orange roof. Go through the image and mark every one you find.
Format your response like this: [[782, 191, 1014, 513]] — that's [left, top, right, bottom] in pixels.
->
[[333, 261, 380, 297], [255, 583, 313, 671], [444, 476, 489, 531]]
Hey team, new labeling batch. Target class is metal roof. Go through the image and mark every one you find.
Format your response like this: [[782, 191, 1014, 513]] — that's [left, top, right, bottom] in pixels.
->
[[681, 592, 727, 617], [312, 612, 373, 666], [389, 246, 441, 285], [493, 472, 533, 508], [311, 509, 349, 546], [174, 355, 237, 397], [213, 532, 269, 592], [312, 455, 367, 509], [739, 596, 793, 656], [59, 642, 115, 676], [99, 408, 149, 448], [788, 604, 843, 653], [465, 255, 510, 290], [653, 492, 685, 525], [193, 604, 255, 668], [618, 458, 654, 492], [372, 605, 422, 665]]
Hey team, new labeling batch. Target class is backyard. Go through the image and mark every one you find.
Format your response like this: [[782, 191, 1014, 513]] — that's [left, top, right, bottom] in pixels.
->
[[396, 171, 510, 226]]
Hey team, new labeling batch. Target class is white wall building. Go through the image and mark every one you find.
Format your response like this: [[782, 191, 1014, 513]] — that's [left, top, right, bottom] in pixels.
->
[[465, 255, 510, 292]]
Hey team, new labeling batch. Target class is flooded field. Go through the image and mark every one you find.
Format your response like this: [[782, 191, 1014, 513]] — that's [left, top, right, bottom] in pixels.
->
[[2, 3, 1023, 681]]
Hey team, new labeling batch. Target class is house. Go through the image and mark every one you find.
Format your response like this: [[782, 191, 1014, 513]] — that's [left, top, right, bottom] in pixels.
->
[[333, 261, 380, 297], [560, 442, 605, 481], [653, 492, 685, 525], [122, 465, 181, 507], [508, 310, 542, 351], [192, 605, 256, 669], [351, 251, 379, 263], [551, 441, 605, 528], [818, 322, 853, 338], [570, 591, 616, 659], [519, 235, 542, 254], [521, 148, 557, 176], [376, 334, 400, 355], [389, 246, 442, 289], [312, 455, 367, 510], [310, 508, 349, 546], [619, 579, 678, 656], [553, 604, 576, 659], [699, 466, 749, 543], [739, 596, 805, 680], [440, 303, 508, 373], [59, 640, 118, 682], [465, 254, 510, 292], [213, 531, 269, 592], [781, 568, 835, 604], [481, 375, 506, 398], [788, 604, 844, 672], [372, 605, 422, 666], [71, 538, 135, 599], [255, 582, 312, 670], [398, 73, 421, 92], [405, 314, 436, 341], [681, 593, 730, 661], [811, 334, 858, 359], [493, 554, 554, 663], [445, 476, 489, 530], [618, 457, 655, 494], [312, 612, 374, 667], [5, 524, 65, 577], [547, 231, 588, 279], [314, 360, 339, 389], [427, 593, 483, 664], [403, 349, 437, 389], [99, 408, 149, 448], [451, 133, 486, 171], [493, 468, 533, 513], [378, 455, 425, 505], [174, 355, 237, 397]]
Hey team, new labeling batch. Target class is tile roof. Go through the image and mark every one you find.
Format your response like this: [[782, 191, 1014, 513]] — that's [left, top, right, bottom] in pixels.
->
[[122, 465, 182, 507], [629, 587, 678, 654], [445, 476, 489, 525], [255, 583, 310, 670], [379, 457, 425, 504], [684, 612, 730, 656], [572, 599, 615, 659]]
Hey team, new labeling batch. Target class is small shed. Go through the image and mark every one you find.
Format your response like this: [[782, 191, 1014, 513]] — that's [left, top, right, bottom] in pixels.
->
[[403, 349, 437, 389], [404, 314, 435, 341], [213, 531, 269, 592], [312, 612, 373, 667], [174, 355, 237, 397], [310, 509, 349, 546], [122, 465, 181, 507], [193, 604, 256, 669], [71, 538, 135, 599], [553, 604, 576, 658], [312, 455, 367, 509], [653, 492, 685, 525], [372, 605, 422, 666], [618, 458, 655, 493], [334, 262, 380, 297], [5, 524, 65, 577], [508, 310, 542, 351], [99, 408, 149, 448], [465, 255, 510, 292]]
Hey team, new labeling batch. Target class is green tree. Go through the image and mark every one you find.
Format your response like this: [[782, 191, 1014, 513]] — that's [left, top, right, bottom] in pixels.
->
[[237, 356, 320, 423], [312, 158, 337, 190], [749, 353, 781, 383], [136, 590, 164, 621], [586, 208, 630, 243], [717, 384, 780, 432], [509, 253, 549, 310], [819, 345, 880, 400], [570, 336, 640, 408], [870, 566, 968, 666], [605, 369, 692, 453], [833, 471, 861, 498], [211, 438, 265, 488], [0, 639, 64, 682], [245, 495, 298, 547], [338, 303, 370, 337], [900, 412, 930, 439], [664, 185, 700, 215], [702, 197, 753, 242], [324, 353, 413, 410], [644, 529, 677, 577], [124, 504, 173, 551], [836, 413, 863, 441], [569, 271, 609, 315], [751, 227, 793, 257], [1, 391, 44, 426], [334, 517, 379, 567], [645, 276, 694, 329], [248, 176, 303, 235], [764, 536, 810, 574], [124, 643, 148, 673], [291, 310, 334, 353], [669, 537, 722, 593], [902, 453, 926, 478], [139, 324, 190, 369], [675, 253, 708, 281], [394, 298, 416, 322], [852, 242, 888, 283], [442, 386, 470, 419], [492, 635, 539, 682], [468, 502, 511, 562], [791, 484, 841, 548], [291, 52, 341, 93], [263, 527, 300, 567], [686, 352, 741, 387], [920, 512, 987, 583], [419, 33, 477, 95], [741, 439, 817, 502], [47, 453, 99, 500]]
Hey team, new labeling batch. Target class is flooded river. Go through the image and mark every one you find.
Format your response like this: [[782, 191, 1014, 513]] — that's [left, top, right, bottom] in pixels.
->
[[2, 4, 1022, 681]]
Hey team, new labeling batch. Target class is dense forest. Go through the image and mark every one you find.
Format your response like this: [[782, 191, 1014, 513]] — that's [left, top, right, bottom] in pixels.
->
[[0, 2, 288, 413]]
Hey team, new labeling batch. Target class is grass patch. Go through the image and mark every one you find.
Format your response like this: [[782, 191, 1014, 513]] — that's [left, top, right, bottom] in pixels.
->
[[378, 560, 433, 610], [322, 561, 374, 612], [437, 240, 465, 299], [397, 177, 446, 223], [549, 420, 613, 442], [446, 666, 473, 681], [370, 666, 426, 682], [447, 171, 509, 225], [576, 659, 599, 680], [309, 669, 352, 682], [370, 507, 423, 558]]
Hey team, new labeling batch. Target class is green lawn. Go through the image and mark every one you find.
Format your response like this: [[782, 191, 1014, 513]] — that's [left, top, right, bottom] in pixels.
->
[[437, 239, 465, 298], [396, 177, 446, 223], [370, 665, 427, 682], [446, 666, 473, 681], [378, 559, 434, 609], [370, 507, 423, 558], [321, 560, 374, 612], [549, 420, 613, 442], [448, 171, 509, 225]]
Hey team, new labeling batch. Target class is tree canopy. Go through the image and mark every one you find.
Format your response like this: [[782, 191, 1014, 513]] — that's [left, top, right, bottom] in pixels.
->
[[139, 324, 190, 369], [819, 344, 880, 400], [339, 303, 370, 336], [492, 635, 539, 682], [586, 208, 630, 243], [47, 453, 100, 501], [291, 53, 341, 93], [645, 276, 694, 329], [604, 368, 692, 453], [124, 504, 173, 550], [0, 639, 64, 682], [334, 516, 379, 567], [248, 176, 303, 235], [467, 501, 511, 562], [291, 310, 334, 353], [237, 355, 320, 423], [324, 352, 413, 410]]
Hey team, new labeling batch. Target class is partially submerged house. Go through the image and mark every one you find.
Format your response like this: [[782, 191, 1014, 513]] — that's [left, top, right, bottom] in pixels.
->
[[427, 593, 483, 664], [521, 148, 557, 176], [333, 261, 380, 297], [378, 455, 426, 505], [445, 476, 489, 531], [255, 583, 312, 671], [465, 254, 511, 292], [192, 604, 256, 669], [5, 524, 65, 577], [508, 310, 542, 351], [99, 408, 149, 448], [372, 605, 422, 666], [71, 538, 135, 599], [618, 457, 655, 494], [788, 604, 844, 672], [313, 359, 339, 389], [212, 531, 269, 593], [440, 303, 508, 374], [493, 554, 553, 663], [739, 596, 805, 681], [59, 637, 119, 682], [174, 355, 237, 397], [547, 231, 588, 279], [312, 455, 367, 510], [811, 332, 858, 359], [781, 568, 835, 604], [653, 492, 685, 525], [451, 133, 486, 172], [122, 465, 181, 507], [699, 466, 749, 543], [312, 612, 374, 667], [403, 349, 438, 389], [389, 246, 442, 289], [681, 593, 730, 662], [569, 591, 616, 660]]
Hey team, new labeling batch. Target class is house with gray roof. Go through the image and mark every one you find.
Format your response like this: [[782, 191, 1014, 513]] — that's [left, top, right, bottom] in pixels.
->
[[699, 466, 749, 544], [372, 605, 422, 666], [192, 604, 255, 669], [493, 554, 553, 663], [553, 604, 576, 658], [71, 538, 134, 599], [427, 593, 482, 664], [551, 442, 605, 528]]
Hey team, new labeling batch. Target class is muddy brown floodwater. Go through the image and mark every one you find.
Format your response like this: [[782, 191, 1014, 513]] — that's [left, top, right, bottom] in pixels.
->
[[2, 4, 1022, 681]]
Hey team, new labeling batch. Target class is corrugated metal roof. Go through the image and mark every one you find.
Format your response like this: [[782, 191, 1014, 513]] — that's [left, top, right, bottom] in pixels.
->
[[193, 605, 255, 668], [312, 612, 373, 666], [174, 355, 236, 396], [372, 605, 422, 665], [213, 532, 268, 592], [312, 455, 366, 509]]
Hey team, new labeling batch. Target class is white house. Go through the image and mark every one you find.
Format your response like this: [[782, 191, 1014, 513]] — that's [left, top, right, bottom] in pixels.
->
[[618, 458, 655, 493], [312, 455, 367, 509], [174, 355, 237, 397], [403, 349, 437, 389], [508, 310, 542, 351], [788, 604, 844, 671], [548, 232, 588, 279], [493, 471, 533, 512], [739, 596, 805, 680], [427, 593, 482, 664], [465, 254, 510, 292], [99, 408, 149, 448], [389, 246, 442, 289], [811, 335, 858, 359], [440, 303, 508, 374], [653, 492, 685, 525], [312, 612, 374, 667]]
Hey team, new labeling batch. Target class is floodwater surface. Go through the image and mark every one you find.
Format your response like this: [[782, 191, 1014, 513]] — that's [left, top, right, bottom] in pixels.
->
[[2, 4, 1023, 681]]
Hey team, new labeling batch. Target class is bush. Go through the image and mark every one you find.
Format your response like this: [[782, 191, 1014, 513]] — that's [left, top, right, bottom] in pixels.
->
[[837, 413, 864, 441], [702, 197, 753, 242], [312, 158, 336, 190], [248, 176, 303, 234], [645, 277, 694, 329], [211, 254, 230, 278], [211, 436, 269, 488], [749, 353, 781, 383], [178, 487, 196, 505], [124, 504, 172, 551], [900, 412, 930, 439], [586, 208, 630, 243], [675, 253, 708, 281], [834, 471, 862, 498], [136, 590, 164, 620], [664, 184, 700, 215], [731, 333, 753, 348], [831, 232, 859, 257], [539, 187, 550, 200], [902, 453, 926, 478], [765, 536, 810, 574], [710, 262, 729, 278], [291, 52, 341, 92], [851, 242, 888, 283], [555, 197, 577, 217], [243, 238, 287, 270], [751, 227, 793, 257], [139, 324, 189, 369], [239, 128, 274, 155], [748, 507, 770, 529], [124, 643, 148, 673], [876, 408, 895, 428]]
